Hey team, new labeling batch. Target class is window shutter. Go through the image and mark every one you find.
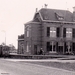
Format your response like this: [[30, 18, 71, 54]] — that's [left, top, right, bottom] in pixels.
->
[[72, 28, 75, 38], [47, 27, 50, 37], [56, 27, 60, 37], [63, 28, 66, 37]]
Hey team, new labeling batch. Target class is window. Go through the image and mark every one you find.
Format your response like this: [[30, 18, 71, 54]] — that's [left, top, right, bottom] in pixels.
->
[[55, 12, 64, 21], [26, 42, 29, 52], [50, 27, 56, 37], [47, 42, 56, 52], [27, 30, 29, 37], [57, 17, 64, 20], [66, 28, 72, 38], [47, 27, 56, 37], [27, 26, 29, 37]]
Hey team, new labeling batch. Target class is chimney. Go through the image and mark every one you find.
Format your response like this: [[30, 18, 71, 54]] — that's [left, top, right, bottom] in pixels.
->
[[36, 8, 38, 12]]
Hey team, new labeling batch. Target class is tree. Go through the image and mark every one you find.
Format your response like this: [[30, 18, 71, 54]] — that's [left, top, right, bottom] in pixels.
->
[[9, 44, 16, 51]]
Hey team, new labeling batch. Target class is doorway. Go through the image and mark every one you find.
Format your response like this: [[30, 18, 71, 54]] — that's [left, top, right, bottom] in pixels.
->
[[58, 42, 64, 54], [34, 45, 37, 54]]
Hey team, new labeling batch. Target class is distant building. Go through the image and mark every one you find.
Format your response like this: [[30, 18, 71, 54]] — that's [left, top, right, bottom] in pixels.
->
[[19, 7, 75, 55], [0, 45, 10, 56], [18, 34, 24, 54]]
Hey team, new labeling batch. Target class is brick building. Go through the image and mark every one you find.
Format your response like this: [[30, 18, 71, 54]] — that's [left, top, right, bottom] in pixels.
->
[[22, 7, 75, 55]]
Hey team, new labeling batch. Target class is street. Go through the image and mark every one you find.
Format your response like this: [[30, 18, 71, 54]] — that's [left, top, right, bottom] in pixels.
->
[[0, 58, 75, 75]]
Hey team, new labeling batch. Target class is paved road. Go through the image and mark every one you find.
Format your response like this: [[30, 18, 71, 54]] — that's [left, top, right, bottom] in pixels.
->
[[0, 58, 75, 75]]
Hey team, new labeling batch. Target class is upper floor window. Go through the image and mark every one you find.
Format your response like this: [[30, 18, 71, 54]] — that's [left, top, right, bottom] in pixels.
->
[[47, 27, 56, 37], [50, 27, 56, 37], [66, 28, 72, 38], [26, 25, 31, 37], [27, 27, 29, 37], [27, 31, 29, 37], [63, 28, 72, 38]]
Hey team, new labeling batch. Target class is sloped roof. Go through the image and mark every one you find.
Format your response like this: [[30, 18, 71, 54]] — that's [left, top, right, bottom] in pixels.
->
[[39, 8, 73, 22]]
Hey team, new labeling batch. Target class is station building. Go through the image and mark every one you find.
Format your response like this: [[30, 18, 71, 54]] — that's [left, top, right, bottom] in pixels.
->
[[19, 7, 75, 55]]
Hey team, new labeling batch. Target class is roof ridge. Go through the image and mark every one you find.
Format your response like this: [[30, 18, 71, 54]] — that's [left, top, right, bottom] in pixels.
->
[[39, 8, 71, 12]]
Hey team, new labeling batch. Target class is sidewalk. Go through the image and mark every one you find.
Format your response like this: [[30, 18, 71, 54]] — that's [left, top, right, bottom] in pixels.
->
[[4, 58, 75, 63]]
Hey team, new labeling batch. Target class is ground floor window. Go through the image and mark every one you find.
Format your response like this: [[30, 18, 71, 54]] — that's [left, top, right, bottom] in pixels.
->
[[46, 41, 75, 54], [66, 42, 72, 53], [47, 41, 56, 52]]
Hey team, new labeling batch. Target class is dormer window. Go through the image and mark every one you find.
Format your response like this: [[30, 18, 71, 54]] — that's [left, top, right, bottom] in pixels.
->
[[55, 12, 64, 21], [44, 16, 49, 20], [58, 17, 64, 20]]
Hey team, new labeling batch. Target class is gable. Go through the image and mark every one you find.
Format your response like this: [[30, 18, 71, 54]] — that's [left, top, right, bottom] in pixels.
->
[[33, 13, 42, 22]]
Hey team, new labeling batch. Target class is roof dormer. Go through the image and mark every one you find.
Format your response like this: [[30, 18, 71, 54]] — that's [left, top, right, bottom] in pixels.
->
[[55, 12, 64, 21]]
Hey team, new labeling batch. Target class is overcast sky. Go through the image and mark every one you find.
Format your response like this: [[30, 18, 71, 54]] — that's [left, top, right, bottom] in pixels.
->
[[0, 0, 75, 48]]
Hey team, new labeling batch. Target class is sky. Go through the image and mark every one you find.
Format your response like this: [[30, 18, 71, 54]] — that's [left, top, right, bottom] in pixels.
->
[[0, 0, 75, 48]]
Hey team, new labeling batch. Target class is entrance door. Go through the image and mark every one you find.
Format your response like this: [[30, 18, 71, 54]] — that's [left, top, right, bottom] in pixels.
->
[[58, 42, 64, 54], [58, 46, 63, 54], [34, 45, 37, 54]]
